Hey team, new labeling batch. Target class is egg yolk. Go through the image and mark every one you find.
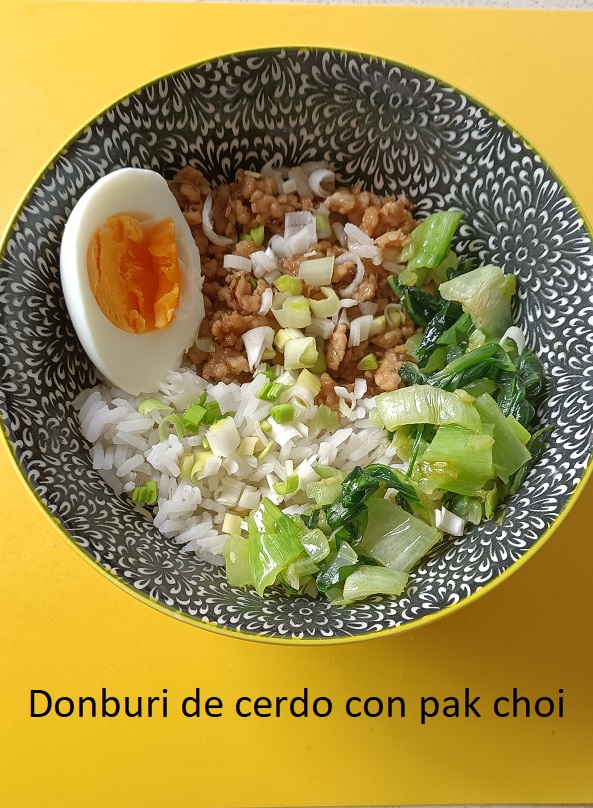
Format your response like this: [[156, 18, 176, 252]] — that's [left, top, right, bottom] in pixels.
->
[[87, 215, 181, 334]]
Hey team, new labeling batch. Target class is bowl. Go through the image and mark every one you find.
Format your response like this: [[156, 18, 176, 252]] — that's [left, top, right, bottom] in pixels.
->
[[1, 48, 592, 643]]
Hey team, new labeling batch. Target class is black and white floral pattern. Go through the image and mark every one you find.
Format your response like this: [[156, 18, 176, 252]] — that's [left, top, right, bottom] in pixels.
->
[[1, 49, 592, 641]]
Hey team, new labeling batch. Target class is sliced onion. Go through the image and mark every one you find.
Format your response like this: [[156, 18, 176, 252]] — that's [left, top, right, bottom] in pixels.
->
[[223, 254, 251, 272], [194, 337, 215, 353], [263, 269, 282, 285], [242, 326, 274, 371], [202, 194, 232, 247], [347, 242, 383, 265], [499, 326, 526, 356], [348, 315, 374, 347], [308, 169, 335, 199], [340, 256, 365, 298], [258, 288, 274, 315]]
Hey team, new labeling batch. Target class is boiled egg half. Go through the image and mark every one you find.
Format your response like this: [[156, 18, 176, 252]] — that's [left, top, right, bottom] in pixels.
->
[[60, 168, 204, 395]]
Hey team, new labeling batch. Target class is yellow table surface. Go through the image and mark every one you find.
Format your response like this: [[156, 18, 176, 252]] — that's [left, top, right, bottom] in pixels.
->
[[1, 2, 593, 806]]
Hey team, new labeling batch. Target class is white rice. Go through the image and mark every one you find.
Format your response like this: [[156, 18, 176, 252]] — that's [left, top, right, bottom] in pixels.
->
[[76, 366, 401, 565]]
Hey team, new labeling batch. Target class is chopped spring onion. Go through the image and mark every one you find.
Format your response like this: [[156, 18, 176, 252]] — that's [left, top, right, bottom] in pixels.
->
[[238, 436, 259, 456], [344, 222, 374, 246], [357, 353, 379, 371], [287, 168, 314, 201], [281, 178, 297, 194], [202, 401, 223, 424], [435, 506, 466, 537], [368, 315, 386, 337], [258, 288, 274, 316], [313, 404, 340, 433], [139, 398, 173, 417], [194, 337, 216, 354], [222, 513, 243, 536], [269, 404, 296, 424], [158, 414, 186, 441], [313, 211, 332, 239], [182, 402, 207, 430], [306, 316, 336, 340], [202, 194, 233, 247], [308, 169, 335, 199], [260, 419, 272, 433], [283, 336, 318, 370], [257, 438, 274, 460], [250, 225, 265, 246], [359, 301, 379, 316], [298, 256, 335, 286], [179, 452, 194, 480], [384, 303, 405, 327], [132, 480, 158, 504], [223, 254, 252, 272], [295, 368, 322, 398], [348, 314, 374, 347], [251, 248, 278, 274], [189, 451, 218, 483], [308, 287, 340, 318], [273, 474, 299, 495], [206, 417, 241, 457], [202, 436, 210, 449], [271, 294, 312, 328], [339, 256, 365, 297], [274, 275, 303, 296], [499, 326, 526, 356], [256, 382, 289, 402], [274, 327, 305, 352], [243, 326, 275, 371], [248, 276, 258, 291]]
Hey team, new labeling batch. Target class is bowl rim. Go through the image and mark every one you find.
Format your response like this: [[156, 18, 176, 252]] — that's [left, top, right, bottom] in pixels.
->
[[1, 45, 592, 645]]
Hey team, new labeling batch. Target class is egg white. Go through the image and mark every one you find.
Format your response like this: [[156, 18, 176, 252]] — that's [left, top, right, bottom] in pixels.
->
[[60, 168, 204, 395]]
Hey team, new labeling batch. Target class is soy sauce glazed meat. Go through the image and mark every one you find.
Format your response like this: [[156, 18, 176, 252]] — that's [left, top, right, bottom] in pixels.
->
[[169, 164, 420, 403]]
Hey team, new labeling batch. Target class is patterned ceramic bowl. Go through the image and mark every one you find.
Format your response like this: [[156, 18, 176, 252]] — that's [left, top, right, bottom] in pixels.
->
[[1, 49, 592, 643]]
